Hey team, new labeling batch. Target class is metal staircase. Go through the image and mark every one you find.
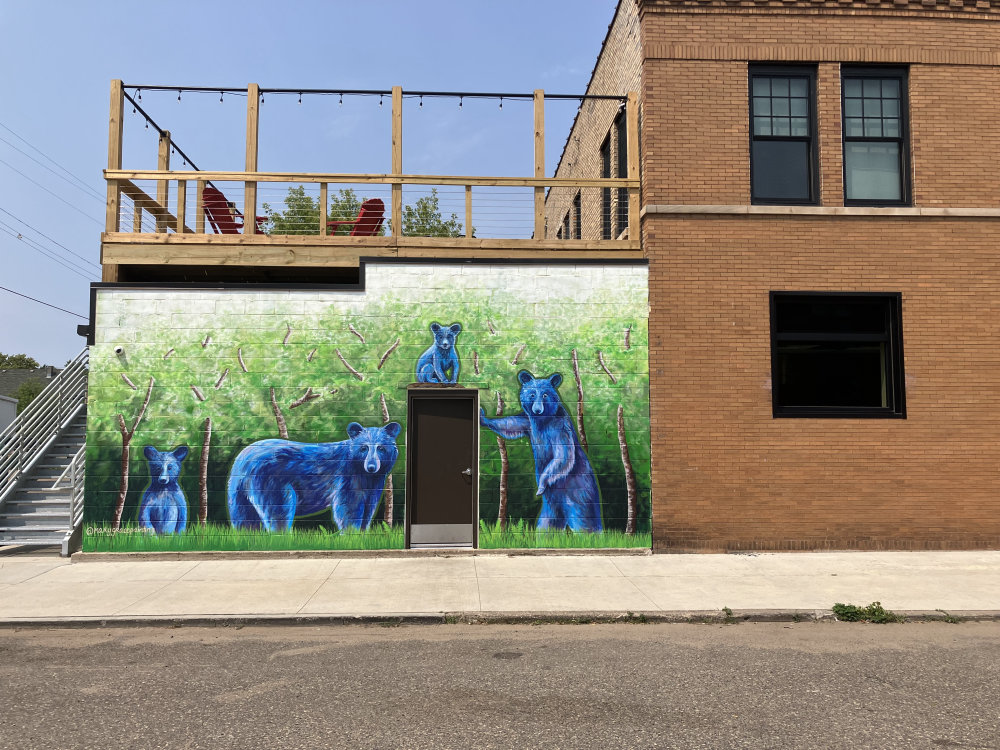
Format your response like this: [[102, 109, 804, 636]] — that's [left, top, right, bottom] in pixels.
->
[[0, 348, 88, 556]]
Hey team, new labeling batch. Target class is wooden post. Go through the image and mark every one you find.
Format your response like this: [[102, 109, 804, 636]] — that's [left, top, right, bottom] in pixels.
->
[[156, 130, 171, 233], [626, 91, 640, 241], [391, 86, 402, 237], [533, 89, 545, 240], [176, 179, 187, 232], [465, 185, 473, 238], [103, 79, 124, 282], [319, 182, 328, 236], [195, 180, 206, 234], [132, 204, 143, 233], [245, 83, 260, 235]]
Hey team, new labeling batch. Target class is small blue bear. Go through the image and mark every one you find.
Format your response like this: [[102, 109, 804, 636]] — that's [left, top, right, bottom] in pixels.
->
[[227, 422, 401, 532], [138, 445, 189, 534], [480, 370, 602, 532], [416, 322, 462, 383]]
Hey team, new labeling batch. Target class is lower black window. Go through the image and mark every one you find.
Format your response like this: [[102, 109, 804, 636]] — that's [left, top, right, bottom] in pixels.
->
[[770, 292, 905, 418]]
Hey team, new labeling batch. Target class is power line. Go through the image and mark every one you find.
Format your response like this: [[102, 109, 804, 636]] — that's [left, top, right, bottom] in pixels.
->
[[0, 206, 101, 271], [0, 121, 104, 201], [0, 135, 105, 204], [0, 285, 88, 320], [0, 157, 104, 228], [0, 224, 96, 280]]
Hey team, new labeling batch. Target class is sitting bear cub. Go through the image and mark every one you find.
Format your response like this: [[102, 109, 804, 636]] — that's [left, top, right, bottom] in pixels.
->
[[139, 445, 189, 534], [227, 422, 400, 531], [480, 370, 602, 532], [416, 322, 462, 383]]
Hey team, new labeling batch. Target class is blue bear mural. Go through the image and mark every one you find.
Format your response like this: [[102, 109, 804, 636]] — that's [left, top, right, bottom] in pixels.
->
[[416, 322, 462, 383], [480, 370, 602, 532], [138, 445, 189, 534], [226, 422, 401, 532]]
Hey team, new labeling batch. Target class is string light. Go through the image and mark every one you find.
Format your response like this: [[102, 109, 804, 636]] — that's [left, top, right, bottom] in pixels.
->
[[219, 91, 224, 102], [339, 93, 343, 106], [136, 89, 141, 101], [419, 95, 423, 108], [298, 92, 302, 104], [379, 94, 383, 107], [499, 96, 503, 110], [177, 90, 181, 101], [459, 96, 463, 109]]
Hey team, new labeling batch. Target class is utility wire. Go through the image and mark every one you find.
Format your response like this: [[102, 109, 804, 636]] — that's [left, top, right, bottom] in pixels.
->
[[0, 284, 87, 319], [0, 158, 104, 228], [0, 224, 96, 280], [0, 135, 105, 204], [0, 121, 104, 201], [0, 206, 101, 271]]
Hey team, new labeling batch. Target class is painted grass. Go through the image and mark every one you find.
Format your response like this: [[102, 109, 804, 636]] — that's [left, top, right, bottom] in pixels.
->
[[82, 522, 405, 552], [478, 520, 651, 550]]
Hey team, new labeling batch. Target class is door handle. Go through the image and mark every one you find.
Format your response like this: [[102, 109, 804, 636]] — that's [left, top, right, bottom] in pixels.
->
[[461, 468, 472, 476]]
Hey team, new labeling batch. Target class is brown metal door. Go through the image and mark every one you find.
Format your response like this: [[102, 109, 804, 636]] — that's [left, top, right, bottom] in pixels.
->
[[407, 390, 477, 547]]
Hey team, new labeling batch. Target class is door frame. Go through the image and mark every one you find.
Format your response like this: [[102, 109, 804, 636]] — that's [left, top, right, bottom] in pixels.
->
[[404, 386, 480, 549]]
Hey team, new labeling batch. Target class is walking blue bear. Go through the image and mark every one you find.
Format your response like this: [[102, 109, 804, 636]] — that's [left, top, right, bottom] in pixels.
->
[[480, 370, 602, 532], [416, 322, 461, 383], [227, 422, 401, 532], [138, 445, 189, 534]]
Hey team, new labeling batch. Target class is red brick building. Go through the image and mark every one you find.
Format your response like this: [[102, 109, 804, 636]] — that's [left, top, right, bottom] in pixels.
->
[[549, 0, 1000, 551]]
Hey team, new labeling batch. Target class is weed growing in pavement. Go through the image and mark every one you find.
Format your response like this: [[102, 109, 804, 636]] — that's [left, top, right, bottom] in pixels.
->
[[935, 609, 962, 624], [832, 601, 905, 623]]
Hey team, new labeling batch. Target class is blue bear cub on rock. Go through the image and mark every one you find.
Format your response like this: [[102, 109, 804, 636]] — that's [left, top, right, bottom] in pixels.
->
[[139, 445, 189, 534], [480, 370, 602, 532], [416, 322, 461, 383], [227, 422, 401, 532]]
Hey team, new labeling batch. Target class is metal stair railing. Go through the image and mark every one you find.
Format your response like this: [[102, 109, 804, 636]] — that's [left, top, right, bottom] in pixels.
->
[[0, 347, 89, 512]]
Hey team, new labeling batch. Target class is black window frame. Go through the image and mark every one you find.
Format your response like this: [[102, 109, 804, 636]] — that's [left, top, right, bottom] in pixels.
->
[[572, 191, 582, 239], [614, 109, 629, 237], [750, 65, 819, 206], [600, 134, 612, 239], [841, 66, 910, 207], [769, 291, 906, 419]]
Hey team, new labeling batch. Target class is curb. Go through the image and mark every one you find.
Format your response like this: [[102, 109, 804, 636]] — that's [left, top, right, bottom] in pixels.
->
[[3, 609, 999, 629], [70, 547, 653, 563]]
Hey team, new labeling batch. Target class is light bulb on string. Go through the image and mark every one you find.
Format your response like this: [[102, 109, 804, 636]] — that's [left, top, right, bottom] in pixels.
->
[[137, 89, 141, 101], [459, 96, 463, 109], [339, 93, 343, 106], [220, 91, 224, 103], [177, 90, 181, 101], [499, 96, 503, 110], [298, 92, 302, 104], [379, 94, 383, 107], [419, 95, 423, 108]]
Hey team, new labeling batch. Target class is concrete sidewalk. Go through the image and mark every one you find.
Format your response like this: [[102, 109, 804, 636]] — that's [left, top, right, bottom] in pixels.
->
[[1, 549, 998, 625]]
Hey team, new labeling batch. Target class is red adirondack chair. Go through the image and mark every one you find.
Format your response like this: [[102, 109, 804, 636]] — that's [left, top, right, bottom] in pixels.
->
[[327, 198, 385, 236], [202, 185, 267, 234]]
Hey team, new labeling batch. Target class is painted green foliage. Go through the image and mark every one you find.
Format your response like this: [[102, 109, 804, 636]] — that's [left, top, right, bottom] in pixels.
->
[[83, 263, 650, 551]]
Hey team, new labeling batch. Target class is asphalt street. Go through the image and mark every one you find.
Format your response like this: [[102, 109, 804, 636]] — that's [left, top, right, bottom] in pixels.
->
[[1, 621, 998, 749]]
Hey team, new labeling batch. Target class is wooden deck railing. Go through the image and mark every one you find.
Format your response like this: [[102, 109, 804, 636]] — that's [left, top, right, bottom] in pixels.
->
[[102, 81, 640, 277]]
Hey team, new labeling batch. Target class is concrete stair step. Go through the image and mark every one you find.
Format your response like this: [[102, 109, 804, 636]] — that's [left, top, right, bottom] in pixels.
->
[[0, 524, 70, 534]]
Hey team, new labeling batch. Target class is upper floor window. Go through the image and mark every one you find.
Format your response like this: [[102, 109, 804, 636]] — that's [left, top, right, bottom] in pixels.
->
[[750, 66, 817, 205], [572, 192, 582, 239], [842, 67, 909, 205], [614, 110, 629, 236], [600, 135, 613, 239]]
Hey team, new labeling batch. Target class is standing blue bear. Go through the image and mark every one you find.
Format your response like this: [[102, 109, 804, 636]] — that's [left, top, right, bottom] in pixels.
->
[[480, 370, 603, 532], [416, 322, 461, 383], [227, 422, 400, 531], [138, 445, 189, 534]]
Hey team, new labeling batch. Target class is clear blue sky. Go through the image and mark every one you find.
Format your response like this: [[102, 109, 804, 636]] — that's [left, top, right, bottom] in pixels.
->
[[0, 0, 619, 366]]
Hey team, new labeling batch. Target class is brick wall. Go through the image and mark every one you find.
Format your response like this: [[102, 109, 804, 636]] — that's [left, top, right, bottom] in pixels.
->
[[647, 215, 1000, 551], [639, 2, 1000, 206], [545, 0, 641, 239]]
